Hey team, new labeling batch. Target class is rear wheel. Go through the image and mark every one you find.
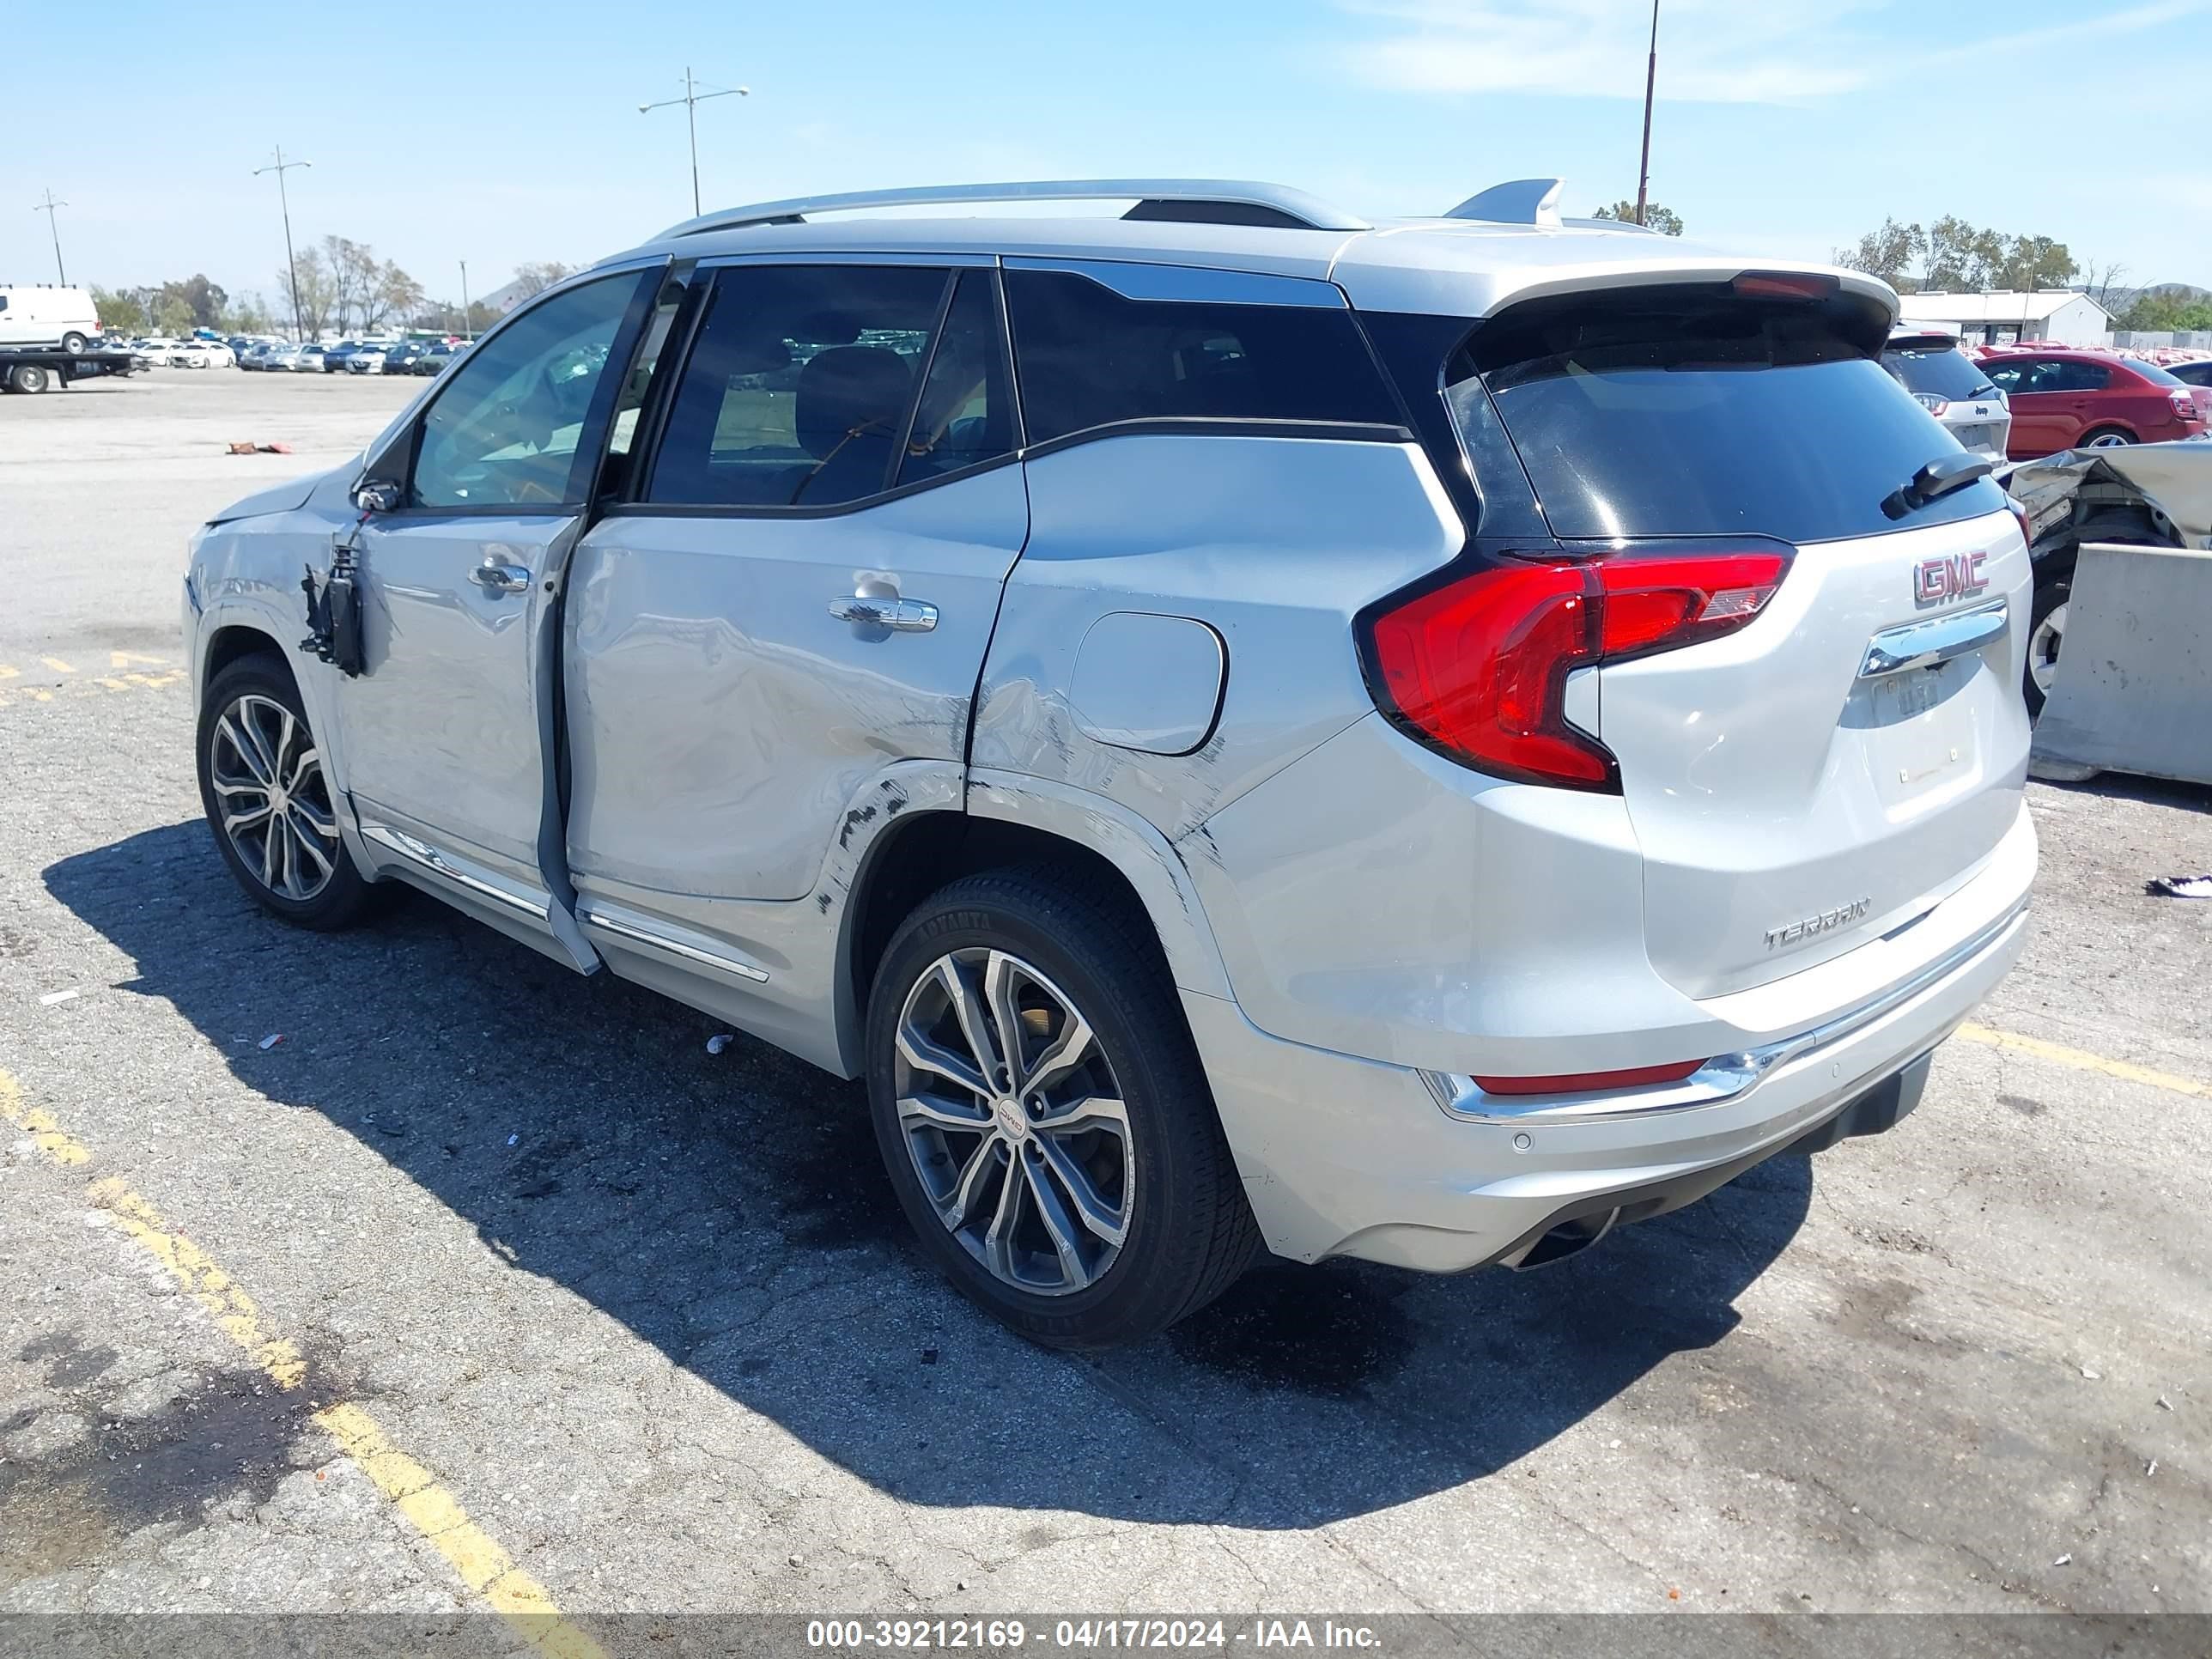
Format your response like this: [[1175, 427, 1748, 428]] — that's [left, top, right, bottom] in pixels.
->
[[866, 869, 1258, 1349], [6, 363, 52, 393], [59, 331, 88, 355], [2079, 426, 2134, 449], [196, 653, 374, 929]]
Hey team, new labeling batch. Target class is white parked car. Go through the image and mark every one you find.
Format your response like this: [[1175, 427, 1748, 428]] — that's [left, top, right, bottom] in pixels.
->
[[171, 342, 238, 369], [0, 284, 100, 353], [293, 344, 329, 373], [181, 175, 2037, 1347]]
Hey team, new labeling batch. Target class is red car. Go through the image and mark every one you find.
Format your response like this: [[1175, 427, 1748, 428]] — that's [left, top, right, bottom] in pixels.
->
[[1979, 349, 2211, 458]]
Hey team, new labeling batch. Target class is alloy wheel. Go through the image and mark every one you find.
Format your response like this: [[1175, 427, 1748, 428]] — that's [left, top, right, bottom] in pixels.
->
[[207, 692, 343, 902], [2028, 601, 2067, 698], [891, 948, 1133, 1296]]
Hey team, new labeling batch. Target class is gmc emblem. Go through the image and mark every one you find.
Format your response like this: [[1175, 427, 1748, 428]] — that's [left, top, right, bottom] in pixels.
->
[[1914, 551, 1989, 605]]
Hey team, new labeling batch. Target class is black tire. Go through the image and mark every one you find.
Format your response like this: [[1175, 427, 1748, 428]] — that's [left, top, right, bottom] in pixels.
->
[[59, 331, 88, 355], [866, 868, 1260, 1349], [2024, 567, 2070, 719], [196, 653, 375, 930], [2077, 426, 2134, 449], [7, 363, 52, 393]]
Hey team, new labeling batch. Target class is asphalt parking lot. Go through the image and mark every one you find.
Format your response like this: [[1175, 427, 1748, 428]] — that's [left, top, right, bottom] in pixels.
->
[[3, 371, 2210, 1644]]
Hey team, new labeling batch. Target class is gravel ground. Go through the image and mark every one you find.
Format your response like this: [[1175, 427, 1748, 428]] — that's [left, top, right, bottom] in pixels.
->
[[2, 371, 2209, 1649]]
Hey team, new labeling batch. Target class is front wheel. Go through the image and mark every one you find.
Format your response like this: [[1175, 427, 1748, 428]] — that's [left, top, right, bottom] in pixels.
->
[[866, 869, 1258, 1349], [2025, 574, 2069, 717], [196, 653, 374, 929]]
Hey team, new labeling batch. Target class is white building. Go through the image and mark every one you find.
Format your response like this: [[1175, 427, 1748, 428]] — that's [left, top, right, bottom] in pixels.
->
[[1895, 289, 2112, 349]]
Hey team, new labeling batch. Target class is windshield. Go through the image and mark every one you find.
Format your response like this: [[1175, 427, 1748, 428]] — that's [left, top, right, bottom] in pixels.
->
[[1450, 283, 2006, 541], [1881, 344, 1997, 401]]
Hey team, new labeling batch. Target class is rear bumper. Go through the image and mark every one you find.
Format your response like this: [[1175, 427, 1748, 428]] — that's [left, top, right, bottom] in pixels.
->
[[1187, 855, 2031, 1273]]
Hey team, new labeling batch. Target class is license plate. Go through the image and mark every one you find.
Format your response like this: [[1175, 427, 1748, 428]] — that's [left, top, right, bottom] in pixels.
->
[[1869, 666, 1970, 795]]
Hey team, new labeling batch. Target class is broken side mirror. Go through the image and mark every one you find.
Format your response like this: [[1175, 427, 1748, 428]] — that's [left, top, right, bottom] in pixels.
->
[[352, 477, 402, 514]]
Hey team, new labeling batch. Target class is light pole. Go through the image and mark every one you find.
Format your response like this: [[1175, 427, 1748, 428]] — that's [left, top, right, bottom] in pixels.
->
[[253, 146, 313, 341], [33, 189, 68, 285], [639, 69, 750, 218], [1633, 0, 1659, 228], [459, 259, 471, 340]]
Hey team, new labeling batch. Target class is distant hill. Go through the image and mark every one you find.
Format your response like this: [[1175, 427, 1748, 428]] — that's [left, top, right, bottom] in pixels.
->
[[2102, 281, 2211, 310]]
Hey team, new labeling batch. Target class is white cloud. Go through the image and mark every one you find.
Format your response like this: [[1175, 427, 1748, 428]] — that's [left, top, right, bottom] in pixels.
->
[[1340, 0, 2210, 106]]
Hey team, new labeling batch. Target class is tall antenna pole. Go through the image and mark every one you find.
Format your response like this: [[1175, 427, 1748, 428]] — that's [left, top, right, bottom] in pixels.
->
[[459, 259, 471, 340], [253, 146, 313, 342], [33, 189, 69, 284], [1633, 0, 1659, 227], [640, 70, 750, 218]]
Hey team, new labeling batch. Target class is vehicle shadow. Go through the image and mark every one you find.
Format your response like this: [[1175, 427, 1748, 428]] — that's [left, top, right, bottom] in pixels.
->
[[46, 823, 1812, 1530]]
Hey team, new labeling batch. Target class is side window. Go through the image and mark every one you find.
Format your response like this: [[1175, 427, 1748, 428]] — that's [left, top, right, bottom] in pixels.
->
[[1984, 362, 2026, 393], [1002, 268, 1399, 445], [2060, 362, 2112, 392], [647, 264, 948, 507], [897, 270, 1014, 486], [410, 275, 641, 508]]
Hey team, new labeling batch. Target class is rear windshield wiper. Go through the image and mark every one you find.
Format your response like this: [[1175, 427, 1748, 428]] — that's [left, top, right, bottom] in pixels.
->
[[1881, 452, 1996, 520]]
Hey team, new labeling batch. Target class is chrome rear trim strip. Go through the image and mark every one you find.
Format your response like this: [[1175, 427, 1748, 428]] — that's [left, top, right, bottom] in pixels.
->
[[1859, 600, 2008, 679], [1431, 897, 2029, 1125]]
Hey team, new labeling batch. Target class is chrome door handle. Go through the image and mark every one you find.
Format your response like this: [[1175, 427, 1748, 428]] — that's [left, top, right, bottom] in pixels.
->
[[829, 596, 938, 632], [469, 559, 532, 595]]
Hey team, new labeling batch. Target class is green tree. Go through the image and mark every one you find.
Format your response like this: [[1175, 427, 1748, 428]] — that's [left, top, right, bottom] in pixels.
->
[[152, 293, 197, 336], [1592, 201, 1684, 236], [1833, 218, 1925, 290], [91, 285, 149, 332], [2118, 292, 2212, 331]]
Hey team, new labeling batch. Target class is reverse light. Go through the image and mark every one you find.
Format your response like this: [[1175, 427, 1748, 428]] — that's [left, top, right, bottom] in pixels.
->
[[1474, 1059, 1708, 1097], [1363, 544, 1793, 792]]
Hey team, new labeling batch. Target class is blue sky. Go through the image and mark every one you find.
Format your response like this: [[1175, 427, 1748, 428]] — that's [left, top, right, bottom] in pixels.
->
[[9, 0, 2210, 308]]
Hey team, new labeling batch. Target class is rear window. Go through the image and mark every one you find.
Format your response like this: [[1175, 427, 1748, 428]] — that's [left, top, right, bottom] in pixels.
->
[[1881, 344, 1997, 401], [2124, 358, 2187, 387], [1449, 283, 2005, 542], [1004, 269, 1400, 445]]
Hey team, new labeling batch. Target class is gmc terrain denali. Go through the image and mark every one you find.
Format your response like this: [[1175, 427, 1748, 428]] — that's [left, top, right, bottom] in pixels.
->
[[185, 178, 2036, 1348]]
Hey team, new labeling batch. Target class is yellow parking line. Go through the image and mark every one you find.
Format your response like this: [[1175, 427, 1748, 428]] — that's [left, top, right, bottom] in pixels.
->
[[1955, 1022, 2207, 1098], [40, 656, 75, 674], [2, 1069, 603, 1658], [0, 1071, 94, 1165]]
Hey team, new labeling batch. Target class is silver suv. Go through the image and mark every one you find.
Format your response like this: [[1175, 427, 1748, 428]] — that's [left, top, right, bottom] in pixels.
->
[[184, 178, 2037, 1348]]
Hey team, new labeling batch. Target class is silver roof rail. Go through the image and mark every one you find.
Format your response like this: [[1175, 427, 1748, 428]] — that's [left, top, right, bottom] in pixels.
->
[[656, 179, 1372, 240], [1443, 178, 1565, 228]]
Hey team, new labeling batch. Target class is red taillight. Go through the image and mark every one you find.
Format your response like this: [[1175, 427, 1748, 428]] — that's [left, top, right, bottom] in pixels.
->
[[1474, 1059, 1707, 1097], [1364, 544, 1792, 791], [1733, 270, 1839, 301], [2008, 499, 2034, 551], [2170, 389, 2199, 422]]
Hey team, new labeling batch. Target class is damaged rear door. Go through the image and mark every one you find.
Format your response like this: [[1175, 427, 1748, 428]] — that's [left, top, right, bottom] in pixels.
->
[[562, 258, 1026, 915]]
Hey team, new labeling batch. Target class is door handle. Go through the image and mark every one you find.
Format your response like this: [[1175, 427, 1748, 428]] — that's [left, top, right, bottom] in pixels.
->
[[829, 595, 937, 632], [469, 559, 532, 595]]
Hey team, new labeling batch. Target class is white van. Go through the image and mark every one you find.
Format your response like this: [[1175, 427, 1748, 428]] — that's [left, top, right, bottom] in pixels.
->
[[0, 285, 100, 353]]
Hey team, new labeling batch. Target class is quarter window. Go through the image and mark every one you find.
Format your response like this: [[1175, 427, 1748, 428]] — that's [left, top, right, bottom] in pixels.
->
[[647, 264, 953, 507], [1002, 269, 1400, 444], [410, 275, 641, 507]]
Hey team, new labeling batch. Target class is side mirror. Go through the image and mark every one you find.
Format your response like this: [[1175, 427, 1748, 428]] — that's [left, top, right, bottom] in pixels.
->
[[353, 478, 402, 514]]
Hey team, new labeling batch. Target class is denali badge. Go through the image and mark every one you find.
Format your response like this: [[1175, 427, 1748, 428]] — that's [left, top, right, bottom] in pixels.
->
[[1765, 897, 1872, 950], [1914, 551, 1989, 605]]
